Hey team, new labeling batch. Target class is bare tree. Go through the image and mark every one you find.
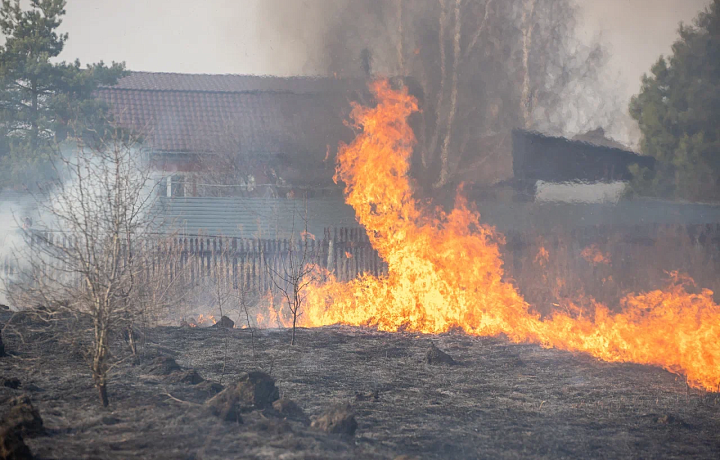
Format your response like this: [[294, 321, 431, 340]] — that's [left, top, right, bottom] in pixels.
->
[[266, 206, 319, 345], [9, 125, 162, 406]]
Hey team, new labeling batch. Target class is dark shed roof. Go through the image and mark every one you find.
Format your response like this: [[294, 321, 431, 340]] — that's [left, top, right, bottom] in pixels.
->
[[512, 129, 656, 184]]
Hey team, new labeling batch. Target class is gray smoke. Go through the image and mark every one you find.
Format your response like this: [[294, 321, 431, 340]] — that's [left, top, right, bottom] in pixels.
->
[[0, 192, 39, 306], [258, 0, 630, 190]]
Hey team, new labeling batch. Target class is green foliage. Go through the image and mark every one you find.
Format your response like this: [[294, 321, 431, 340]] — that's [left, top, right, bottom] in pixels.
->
[[0, 0, 127, 188], [629, 0, 720, 201]]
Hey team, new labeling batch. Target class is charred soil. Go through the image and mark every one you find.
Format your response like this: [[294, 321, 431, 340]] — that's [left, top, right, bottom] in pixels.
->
[[1, 315, 719, 459]]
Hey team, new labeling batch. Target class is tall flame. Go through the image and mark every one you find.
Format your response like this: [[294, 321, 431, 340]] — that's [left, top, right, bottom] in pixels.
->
[[297, 80, 720, 391]]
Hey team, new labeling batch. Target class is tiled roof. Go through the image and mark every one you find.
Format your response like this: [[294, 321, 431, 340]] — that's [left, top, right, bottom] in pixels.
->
[[97, 72, 364, 155]]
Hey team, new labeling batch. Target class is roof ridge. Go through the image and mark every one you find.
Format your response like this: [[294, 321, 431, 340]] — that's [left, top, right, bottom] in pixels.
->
[[99, 71, 367, 94], [513, 128, 638, 155], [96, 86, 324, 95], [122, 70, 338, 79]]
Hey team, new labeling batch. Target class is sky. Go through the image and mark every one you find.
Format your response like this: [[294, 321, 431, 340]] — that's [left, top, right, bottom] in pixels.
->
[[59, 1, 709, 82], [579, 0, 711, 101]]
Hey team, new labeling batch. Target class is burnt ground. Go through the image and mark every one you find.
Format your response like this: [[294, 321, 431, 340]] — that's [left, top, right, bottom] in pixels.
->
[[1, 317, 720, 459]]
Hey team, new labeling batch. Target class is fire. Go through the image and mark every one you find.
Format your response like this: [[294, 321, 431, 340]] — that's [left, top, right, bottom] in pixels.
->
[[255, 290, 294, 329], [194, 314, 216, 327], [292, 80, 720, 391], [581, 244, 611, 265], [534, 246, 549, 266]]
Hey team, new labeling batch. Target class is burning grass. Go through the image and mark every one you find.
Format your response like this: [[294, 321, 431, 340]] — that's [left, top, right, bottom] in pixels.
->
[[285, 80, 720, 392]]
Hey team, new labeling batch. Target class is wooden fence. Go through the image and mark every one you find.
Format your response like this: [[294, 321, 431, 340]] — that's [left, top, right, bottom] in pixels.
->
[[141, 227, 388, 291], [1, 227, 388, 292], [3, 224, 720, 295]]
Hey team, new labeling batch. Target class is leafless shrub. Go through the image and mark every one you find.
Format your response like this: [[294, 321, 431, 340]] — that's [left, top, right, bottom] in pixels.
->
[[4, 125, 189, 406], [267, 203, 320, 345]]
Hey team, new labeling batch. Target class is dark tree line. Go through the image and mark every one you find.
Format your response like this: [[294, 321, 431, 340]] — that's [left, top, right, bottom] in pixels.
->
[[630, 0, 720, 202]]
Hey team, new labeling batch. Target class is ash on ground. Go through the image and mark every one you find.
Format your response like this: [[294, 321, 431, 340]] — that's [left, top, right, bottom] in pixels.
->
[[1, 312, 719, 459]]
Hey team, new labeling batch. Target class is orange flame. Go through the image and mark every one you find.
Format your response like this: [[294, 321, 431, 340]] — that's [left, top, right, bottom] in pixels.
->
[[293, 80, 720, 391], [195, 314, 216, 327], [256, 290, 294, 329], [534, 246, 549, 266], [581, 244, 611, 266]]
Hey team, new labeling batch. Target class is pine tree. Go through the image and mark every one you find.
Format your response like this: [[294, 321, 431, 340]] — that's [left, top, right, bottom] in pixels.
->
[[629, 0, 720, 201], [0, 0, 126, 188]]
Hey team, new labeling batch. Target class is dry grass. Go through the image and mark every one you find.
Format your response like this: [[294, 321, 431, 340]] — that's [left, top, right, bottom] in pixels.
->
[[504, 226, 720, 317]]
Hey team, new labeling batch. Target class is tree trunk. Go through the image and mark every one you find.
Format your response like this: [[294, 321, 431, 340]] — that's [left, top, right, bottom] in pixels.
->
[[291, 314, 297, 346], [520, 0, 538, 128], [31, 78, 39, 152], [425, 0, 448, 170], [396, 0, 404, 74], [434, 0, 462, 188], [127, 325, 137, 355], [98, 383, 109, 407]]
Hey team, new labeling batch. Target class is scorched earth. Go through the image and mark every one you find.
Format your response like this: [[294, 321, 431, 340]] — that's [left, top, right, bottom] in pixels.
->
[[1, 316, 719, 460]]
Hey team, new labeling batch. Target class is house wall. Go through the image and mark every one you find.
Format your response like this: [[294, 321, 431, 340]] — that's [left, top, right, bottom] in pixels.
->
[[535, 180, 628, 204]]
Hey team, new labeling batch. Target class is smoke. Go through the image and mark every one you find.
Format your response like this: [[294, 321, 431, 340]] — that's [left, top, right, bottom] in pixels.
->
[[0, 192, 37, 306], [0, 140, 160, 308], [258, 0, 632, 189]]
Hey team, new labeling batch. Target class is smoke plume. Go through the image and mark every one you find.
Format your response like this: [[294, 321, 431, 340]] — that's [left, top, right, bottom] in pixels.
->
[[259, 0, 630, 191]]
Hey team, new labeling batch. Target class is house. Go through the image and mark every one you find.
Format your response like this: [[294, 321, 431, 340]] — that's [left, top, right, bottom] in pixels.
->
[[97, 72, 372, 238], [101, 73, 714, 238]]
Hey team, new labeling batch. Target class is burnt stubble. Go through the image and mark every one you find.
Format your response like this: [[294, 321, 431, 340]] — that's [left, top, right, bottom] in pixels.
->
[[1, 314, 719, 459]]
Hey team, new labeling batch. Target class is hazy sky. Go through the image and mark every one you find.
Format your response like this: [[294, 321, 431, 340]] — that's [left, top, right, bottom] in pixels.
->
[[58, 0, 709, 100]]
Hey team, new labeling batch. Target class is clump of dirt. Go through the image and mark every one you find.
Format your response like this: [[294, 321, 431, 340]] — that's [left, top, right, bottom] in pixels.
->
[[212, 316, 235, 328], [0, 379, 19, 390], [256, 417, 292, 435], [0, 425, 33, 460], [142, 355, 207, 386], [194, 381, 224, 399], [166, 369, 204, 385], [425, 342, 455, 365], [1, 396, 43, 437], [354, 390, 379, 402], [271, 398, 310, 425], [144, 356, 181, 376], [205, 371, 280, 424], [205, 387, 244, 424], [311, 403, 358, 435], [235, 371, 280, 410]]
